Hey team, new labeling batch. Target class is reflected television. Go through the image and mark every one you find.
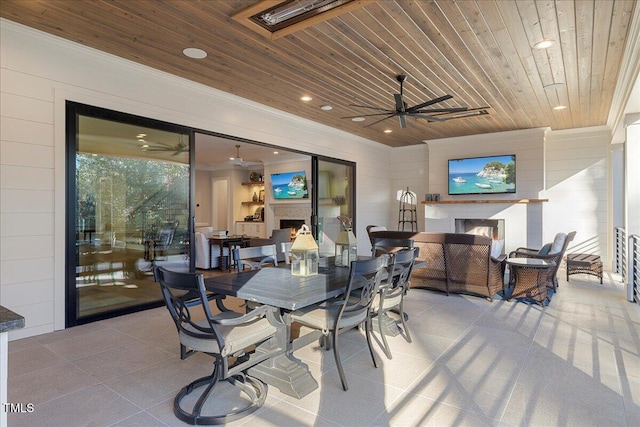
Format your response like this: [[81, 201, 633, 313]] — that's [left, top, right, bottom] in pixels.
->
[[271, 171, 308, 199], [448, 155, 516, 195]]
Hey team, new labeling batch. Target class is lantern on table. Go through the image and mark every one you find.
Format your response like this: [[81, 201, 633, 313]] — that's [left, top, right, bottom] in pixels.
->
[[335, 216, 358, 267], [291, 224, 319, 277]]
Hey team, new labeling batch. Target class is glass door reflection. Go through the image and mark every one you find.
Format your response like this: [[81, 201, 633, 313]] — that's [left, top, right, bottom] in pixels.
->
[[73, 112, 190, 323], [315, 159, 355, 257]]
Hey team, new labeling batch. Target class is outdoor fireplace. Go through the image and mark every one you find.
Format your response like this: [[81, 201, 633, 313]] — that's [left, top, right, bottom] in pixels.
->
[[280, 219, 305, 238], [455, 218, 505, 255]]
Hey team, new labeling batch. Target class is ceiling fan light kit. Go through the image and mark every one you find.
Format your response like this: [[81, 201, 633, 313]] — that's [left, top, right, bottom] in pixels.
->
[[343, 74, 490, 129]]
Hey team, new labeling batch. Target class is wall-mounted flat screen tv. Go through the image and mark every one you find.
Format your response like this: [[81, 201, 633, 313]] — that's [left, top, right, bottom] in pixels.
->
[[448, 155, 516, 195], [271, 171, 308, 199]]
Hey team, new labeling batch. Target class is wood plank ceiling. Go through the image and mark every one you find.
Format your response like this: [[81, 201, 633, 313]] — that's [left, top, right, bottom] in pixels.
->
[[1, 0, 636, 147]]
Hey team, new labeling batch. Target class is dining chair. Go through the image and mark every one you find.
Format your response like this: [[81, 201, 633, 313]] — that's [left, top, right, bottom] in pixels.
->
[[281, 241, 294, 264], [371, 237, 414, 257], [289, 255, 388, 391], [233, 244, 278, 272], [371, 248, 417, 360], [153, 266, 285, 425]]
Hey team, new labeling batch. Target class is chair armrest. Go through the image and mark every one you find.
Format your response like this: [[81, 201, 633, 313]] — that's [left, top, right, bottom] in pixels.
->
[[214, 304, 277, 326], [509, 251, 558, 262], [491, 254, 507, 263]]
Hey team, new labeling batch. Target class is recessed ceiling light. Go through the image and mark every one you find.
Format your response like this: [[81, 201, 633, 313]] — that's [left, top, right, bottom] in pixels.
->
[[141, 144, 149, 148], [183, 47, 207, 59], [300, 95, 313, 102], [320, 105, 333, 111], [273, 151, 279, 154], [553, 105, 567, 110], [544, 83, 565, 90], [352, 117, 365, 122], [534, 40, 554, 49], [384, 129, 393, 134], [136, 133, 146, 138]]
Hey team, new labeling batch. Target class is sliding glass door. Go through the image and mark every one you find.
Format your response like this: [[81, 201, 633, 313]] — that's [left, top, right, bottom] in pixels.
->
[[314, 158, 355, 257], [67, 102, 193, 326]]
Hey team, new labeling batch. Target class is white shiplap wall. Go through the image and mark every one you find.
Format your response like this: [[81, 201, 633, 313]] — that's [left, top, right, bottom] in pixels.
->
[[542, 126, 611, 265], [0, 20, 391, 339], [424, 128, 546, 252]]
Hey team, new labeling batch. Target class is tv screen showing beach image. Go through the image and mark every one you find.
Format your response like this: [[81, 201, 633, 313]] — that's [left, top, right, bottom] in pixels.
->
[[448, 155, 516, 195], [271, 171, 308, 199]]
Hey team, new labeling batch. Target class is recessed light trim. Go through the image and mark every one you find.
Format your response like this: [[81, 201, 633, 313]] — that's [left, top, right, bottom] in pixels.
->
[[300, 95, 313, 102], [553, 105, 567, 110], [351, 117, 365, 122], [183, 47, 207, 59], [320, 104, 333, 111], [534, 39, 554, 49]]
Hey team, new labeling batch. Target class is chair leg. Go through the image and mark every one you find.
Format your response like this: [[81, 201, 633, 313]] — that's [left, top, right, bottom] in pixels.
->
[[398, 300, 412, 343], [173, 363, 267, 425], [378, 310, 393, 360], [364, 317, 379, 369], [332, 330, 348, 391]]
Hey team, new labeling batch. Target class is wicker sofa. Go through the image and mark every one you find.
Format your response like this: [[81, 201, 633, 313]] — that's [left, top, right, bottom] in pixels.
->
[[368, 231, 506, 300]]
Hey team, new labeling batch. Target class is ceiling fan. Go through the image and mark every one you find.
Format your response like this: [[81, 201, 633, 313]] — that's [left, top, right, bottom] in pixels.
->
[[142, 139, 188, 155], [343, 75, 490, 129], [227, 144, 262, 167]]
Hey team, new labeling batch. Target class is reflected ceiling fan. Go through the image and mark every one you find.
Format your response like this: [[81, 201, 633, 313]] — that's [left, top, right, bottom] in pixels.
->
[[142, 136, 188, 156], [343, 75, 490, 129], [227, 144, 262, 167]]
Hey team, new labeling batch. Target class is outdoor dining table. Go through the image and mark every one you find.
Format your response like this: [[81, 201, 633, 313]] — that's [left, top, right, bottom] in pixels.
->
[[204, 263, 353, 398]]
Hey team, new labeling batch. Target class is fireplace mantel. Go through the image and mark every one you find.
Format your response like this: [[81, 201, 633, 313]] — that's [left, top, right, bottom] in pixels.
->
[[421, 199, 548, 205]]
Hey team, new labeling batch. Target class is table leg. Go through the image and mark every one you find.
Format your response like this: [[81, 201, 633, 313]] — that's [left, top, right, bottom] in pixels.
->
[[372, 313, 402, 337], [248, 314, 318, 399], [248, 349, 318, 399]]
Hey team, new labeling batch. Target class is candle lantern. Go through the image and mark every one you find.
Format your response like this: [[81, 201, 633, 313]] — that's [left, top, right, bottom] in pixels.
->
[[335, 216, 358, 267], [290, 224, 319, 277]]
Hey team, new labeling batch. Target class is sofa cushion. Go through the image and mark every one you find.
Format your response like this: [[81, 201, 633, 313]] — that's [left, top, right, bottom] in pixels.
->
[[550, 233, 567, 254], [491, 239, 504, 258]]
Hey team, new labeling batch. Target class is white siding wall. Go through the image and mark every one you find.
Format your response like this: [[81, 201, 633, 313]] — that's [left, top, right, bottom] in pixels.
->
[[388, 145, 430, 232], [0, 21, 391, 339], [542, 127, 611, 265]]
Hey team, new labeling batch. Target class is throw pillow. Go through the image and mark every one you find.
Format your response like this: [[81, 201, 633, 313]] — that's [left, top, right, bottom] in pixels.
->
[[491, 239, 504, 258], [538, 243, 552, 255]]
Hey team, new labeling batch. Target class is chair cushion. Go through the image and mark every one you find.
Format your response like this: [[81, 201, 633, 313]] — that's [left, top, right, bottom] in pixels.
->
[[538, 243, 552, 255], [180, 316, 277, 357], [290, 304, 367, 332], [550, 233, 567, 254]]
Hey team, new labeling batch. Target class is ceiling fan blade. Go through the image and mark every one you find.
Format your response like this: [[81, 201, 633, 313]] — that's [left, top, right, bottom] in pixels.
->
[[364, 114, 396, 128], [431, 107, 491, 120], [394, 94, 405, 112], [413, 114, 446, 123], [341, 112, 395, 119], [412, 107, 468, 114], [348, 104, 392, 112], [398, 115, 407, 128], [406, 95, 453, 113]]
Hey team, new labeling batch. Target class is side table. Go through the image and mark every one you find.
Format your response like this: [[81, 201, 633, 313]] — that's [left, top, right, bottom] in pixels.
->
[[566, 253, 603, 284], [507, 258, 556, 306]]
